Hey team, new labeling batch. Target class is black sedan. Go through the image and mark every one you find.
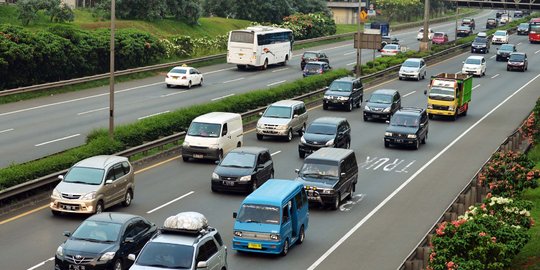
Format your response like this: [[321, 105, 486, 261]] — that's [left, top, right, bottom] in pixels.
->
[[496, 44, 516, 61], [517, 23, 530, 35], [507, 52, 528, 72], [456, 26, 472, 37], [55, 213, 157, 270], [211, 146, 274, 193]]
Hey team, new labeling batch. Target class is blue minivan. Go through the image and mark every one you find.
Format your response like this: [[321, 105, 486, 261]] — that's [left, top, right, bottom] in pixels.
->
[[232, 179, 309, 256]]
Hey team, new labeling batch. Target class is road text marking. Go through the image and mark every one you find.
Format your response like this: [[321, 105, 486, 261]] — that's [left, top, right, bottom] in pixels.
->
[[267, 80, 287, 87], [77, 107, 108, 116], [222, 78, 245, 84], [35, 134, 80, 147], [147, 191, 195, 214], [211, 93, 235, 101], [138, 111, 170, 120]]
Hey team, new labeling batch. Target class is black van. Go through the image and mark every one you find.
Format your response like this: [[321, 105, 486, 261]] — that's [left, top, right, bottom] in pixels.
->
[[294, 148, 358, 210]]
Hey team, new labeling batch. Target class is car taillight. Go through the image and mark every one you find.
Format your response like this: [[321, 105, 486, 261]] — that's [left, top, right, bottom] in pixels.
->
[[165, 75, 169, 78], [181, 76, 187, 79], [319, 69, 323, 74], [381, 50, 386, 53]]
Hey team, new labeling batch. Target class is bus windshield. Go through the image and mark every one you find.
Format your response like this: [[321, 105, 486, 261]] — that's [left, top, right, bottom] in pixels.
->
[[230, 31, 254, 43]]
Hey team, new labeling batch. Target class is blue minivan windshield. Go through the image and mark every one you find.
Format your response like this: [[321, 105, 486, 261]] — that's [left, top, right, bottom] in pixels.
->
[[237, 204, 280, 224]]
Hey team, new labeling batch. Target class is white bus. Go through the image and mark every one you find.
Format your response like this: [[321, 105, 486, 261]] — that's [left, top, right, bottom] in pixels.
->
[[227, 26, 293, 70]]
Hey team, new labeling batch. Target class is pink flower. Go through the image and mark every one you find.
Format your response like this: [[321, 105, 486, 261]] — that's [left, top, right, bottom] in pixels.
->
[[491, 236, 497, 243], [447, 261, 456, 269], [481, 203, 487, 211], [486, 193, 492, 199], [479, 232, 486, 237]]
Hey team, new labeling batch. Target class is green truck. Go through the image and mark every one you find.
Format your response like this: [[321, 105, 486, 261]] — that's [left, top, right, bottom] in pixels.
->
[[425, 73, 473, 120]]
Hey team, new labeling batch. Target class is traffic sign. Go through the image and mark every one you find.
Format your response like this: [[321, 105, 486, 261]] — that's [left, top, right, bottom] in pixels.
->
[[360, 10, 368, 22]]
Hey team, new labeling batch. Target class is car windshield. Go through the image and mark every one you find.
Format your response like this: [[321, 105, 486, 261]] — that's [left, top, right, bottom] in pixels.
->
[[187, 122, 221, 138], [237, 204, 280, 224], [135, 242, 194, 269], [383, 45, 398, 50], [306, 123, 336, 135], [263, 105, 292, 119], [519, 23, 529, 28], [169, 68, 187, 74], [494, 31, 506, 36], [300, 162, 339, 181], [390, 114, 420, 127], [509, 54, 525, 61], [402, 60, 420, 68], [462, 19, 471, 23], [219, 152, 256, 168], [305, 63, 322, 72], [465, 58, 481, 65], [434, 33, 444, 37], [458, 26, 469, 30], [473, 37, 486, 43], [531, 25, 540, 32], [328, 81, 352, 92], [64, 167, 104, 185], [487, 19, 496, 23], [369, 93, 392, 104], [429, 87, 455, 101], [72, 220, 121, 243], [499, 44, 514, 51], [303, 52, 318, 59]]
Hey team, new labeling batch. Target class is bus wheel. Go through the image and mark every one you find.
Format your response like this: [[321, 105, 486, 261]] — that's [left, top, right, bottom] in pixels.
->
[[262, 59, 268, 70], [237, 64, 246, 70], [281, 55, 288, 66]]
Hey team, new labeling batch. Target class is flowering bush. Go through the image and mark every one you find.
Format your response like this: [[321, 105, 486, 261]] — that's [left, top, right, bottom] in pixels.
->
[[462, 195, 534, 229], [281, 13, 336, 40], [160, 34, 227, 58], [518, 113, 538, 144], [477, 151, 540, 197]]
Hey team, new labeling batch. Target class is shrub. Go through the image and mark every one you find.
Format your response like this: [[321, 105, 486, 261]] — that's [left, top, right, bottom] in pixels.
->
[[281, 12, 336, 40]]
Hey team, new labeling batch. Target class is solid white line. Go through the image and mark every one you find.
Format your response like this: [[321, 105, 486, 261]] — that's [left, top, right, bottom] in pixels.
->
[[147, 191, 195, 214], [344, 51, 356, 56], [472, 84, 481, 90], [535, 49, 540, 54], [267, 80, 287, 87], [272, 68, 289, 73], [517, 42, 522, 45], [402, 91, 416, 98], [490, 55, 496, 59], [35, 134, 80, 147], [77, 107, 108, 115], [204, 67, 236, 75], [271, 151, 281, 156], [346, 62, 356, 66], [0, 128, 14, 134], [138, 111, 170, 120], [160, 91, 187, 97], [222, 77, 245, 84], [307, 73, 540, 270], [27, 257, 54, 270], [0, 82, 163, 118], [211, 94, 235, 101], [491, 74, 500, 79]]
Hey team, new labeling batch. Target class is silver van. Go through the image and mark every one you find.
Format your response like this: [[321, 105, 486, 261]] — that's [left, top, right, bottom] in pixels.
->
[[50, 155, 135, 215], [256, 100, 308, 141]]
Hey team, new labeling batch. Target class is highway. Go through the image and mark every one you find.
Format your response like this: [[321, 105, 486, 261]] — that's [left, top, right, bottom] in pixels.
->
[[0, 11, 496, 167], [1, 12, 540, 269]]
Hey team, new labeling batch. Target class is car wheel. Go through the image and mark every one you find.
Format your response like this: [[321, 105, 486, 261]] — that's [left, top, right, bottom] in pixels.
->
[[187, 81, 192, 89], [217, 150, 224, 161], [428, 114, 433, 119], [363, 115, 368, 121], [384, 141, 389, 148], [281, 239, 289, 256], [287, 129, 293, 142], [345, 140, 350, 149], [414, 139, 420, 150], [95, 201, 104, 214], [199, 78, 203, 86], [298, 124, 306, 136], [323, 103, 328, 110], [347, 101, 353, 112], [331, 193, 341, 210], [182, 156, 189, 162], [507, 67, 510, 71], [299, 151, 305, 159], [166, 84, 171, 88], [398, 76, 402, 80], [122, 189, 133, 207], [113, 259, 122, 270], [51, 210, 61, 216], [257, 134, 263, 140], [251, 180, 257, 192], [211, 185, 217, 193], [298, 226, 305, 244], [482, 70, 485, 76], [422, 132, 427, 144]]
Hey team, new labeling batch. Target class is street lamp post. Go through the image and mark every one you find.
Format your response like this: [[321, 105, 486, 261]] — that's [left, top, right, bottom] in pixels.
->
[[109, 0, 115, 139], [420, 0, 430, 51], [455, 2, 459, 42], [356, 0, 363, 77]]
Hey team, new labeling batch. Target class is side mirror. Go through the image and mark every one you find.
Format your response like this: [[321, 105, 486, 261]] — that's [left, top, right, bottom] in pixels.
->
[[128, 254, 136, 261], [257, 164, 265, 170], [324, 86, 329, 90], [259, 112, 263, 116], [105, 179, 113, 185], [197, 261, 208, 269], [233, 212, 237, 219], [295, 169, 300, 174], [293, 114, 299, 119], [124, 237, 135, 243], [58, 175, 64, 180], [340, 172, 346, 177], [462, 61, 465, 64], [215, 160, 220, 165], [385, 120, 390, 124], [63, 231, 71, 237]]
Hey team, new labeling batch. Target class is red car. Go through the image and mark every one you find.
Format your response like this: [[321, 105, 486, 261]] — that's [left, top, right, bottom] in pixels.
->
[[432, 32, 449, 44]]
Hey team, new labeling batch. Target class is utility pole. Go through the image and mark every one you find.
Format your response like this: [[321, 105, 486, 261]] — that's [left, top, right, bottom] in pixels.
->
[[420, 0, 430, 52], [455, 2, 459, 42], [356, 0, 364, 77], [109, 0, 115, 139]]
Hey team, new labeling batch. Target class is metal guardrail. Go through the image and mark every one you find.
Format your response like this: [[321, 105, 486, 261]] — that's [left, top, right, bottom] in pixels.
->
[[0, 40, 473, 205], [0, 11, 478, 97]]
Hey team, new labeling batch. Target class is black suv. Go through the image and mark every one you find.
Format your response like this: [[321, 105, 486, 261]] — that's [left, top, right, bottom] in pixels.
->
[[323, 77, 364, 111], [496, 44, 517, 61], [301, 51, 329, 70], [380, 36, 400, 51], [384, 107, 428, 150], [486, 18, 498, 29], [471, 36, 490, 54], [211, 147, 274, 193], [363, 89, 401, 121], [299, 117, 351, 158]]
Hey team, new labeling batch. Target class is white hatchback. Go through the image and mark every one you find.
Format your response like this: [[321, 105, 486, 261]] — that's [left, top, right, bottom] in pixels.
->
[[165, 66, 203, 89], [492, 30, 509, 44], [417, 28, 434, 40], [399, 58, 427, 81], [462, 56, 486, 77]]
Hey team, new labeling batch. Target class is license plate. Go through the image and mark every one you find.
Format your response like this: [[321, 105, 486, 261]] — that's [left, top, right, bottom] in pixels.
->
[[396, 139, 403, 143], [239, 53, 244, 56], [372, 114, 379, 118], [193, 154, 204, 159], [172, 76, 178, 79], [222, 181, 234, 186], [308, 196, 318, 200], [69, 265, 85, 270], [248, 243, 262, 249], [62, 205, 76, 210]]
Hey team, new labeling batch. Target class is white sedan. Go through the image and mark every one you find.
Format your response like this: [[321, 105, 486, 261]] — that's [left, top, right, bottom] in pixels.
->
[[492, 30, 509, 44], [165, 66, 203, 89], [462, 55, 486, 77], [380, 44, 402, 56]]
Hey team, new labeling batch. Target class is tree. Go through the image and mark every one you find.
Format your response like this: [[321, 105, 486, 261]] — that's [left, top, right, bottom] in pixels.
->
[[43, 0, 75, 23], [233, 0, 292, 24], [290, 0, 330, 16], [16, 0, 44, 26], [166, 0, 202, 24], [202, 0, 234, 18]]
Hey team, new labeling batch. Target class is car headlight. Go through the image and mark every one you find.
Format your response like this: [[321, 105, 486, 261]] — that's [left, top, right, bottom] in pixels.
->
[[338, 96, 349, 101], [99, 252, 116, 262], [80, 191, 96, 200], [385, 132, 393, 136], [276, 125, 287, 130], [300, 136, 306, 143], [56, 246, 64, 257], [208, 144, 219, 149], [270, 234, 280, 240], [324, 95, 331, 100], [383, 107, 391, 113], [182, 141, 189, 147], [407, 134, 417, 139], [256, 122, 263, 128], [51, 189, 61, 199], [364, 105, 371, 111], [427, 104, 433, 109], [234, 231, 242, 237], [448, 106, 454, 111], [212, 172, 219, 180], [322, 189, 334, 194], [239, 175, 251, 182], [325, 139, 335, 146]]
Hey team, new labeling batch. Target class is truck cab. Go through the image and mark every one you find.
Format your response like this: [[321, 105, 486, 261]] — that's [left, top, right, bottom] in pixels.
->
[[425, 73, 472, 121]]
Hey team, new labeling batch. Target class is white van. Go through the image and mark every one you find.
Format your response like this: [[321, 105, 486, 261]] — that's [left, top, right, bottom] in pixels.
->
[[182, 112, 243, 162]]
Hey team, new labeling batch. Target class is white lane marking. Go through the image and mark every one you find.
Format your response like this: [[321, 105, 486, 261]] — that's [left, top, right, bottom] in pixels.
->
[[161, 91, 187, 97], [0, 82, 163, 118], [307, 73, 540, 270], [491, 74, 500, 79], [346, 62, 356, 66], [267, 80, 287, 87], [271, 151, 281, 156], [211, 93, 235, 101], [344, 51, 356, 56], [402, 91, 416, 98], [517, 42, 522, 45], [473, 84, 481, 90], [272, 68, 289, 73], [77, 107, 108, 115], [27, 257, 54, 270], [535, 49, 540, 54], [35, 134, 80, 147], [340, 194, 365, 212], [138, 111, 170, 120], [0, 128, 14, 134], [490, 55, 496, 59], [147, 191, 195, 214], [222, 77, 245, 84], [204, 67, 236, 75]]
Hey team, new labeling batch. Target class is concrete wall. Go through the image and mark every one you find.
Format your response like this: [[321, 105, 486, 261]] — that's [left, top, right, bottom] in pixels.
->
[[332, 7, 357, 24]]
